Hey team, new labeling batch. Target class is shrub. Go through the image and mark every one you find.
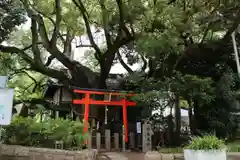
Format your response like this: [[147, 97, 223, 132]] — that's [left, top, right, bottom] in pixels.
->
[[2, 116, 86, 150], [184, 135, 226, 150]]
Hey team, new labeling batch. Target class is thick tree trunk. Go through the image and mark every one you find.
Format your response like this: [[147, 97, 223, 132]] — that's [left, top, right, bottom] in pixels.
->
[[174, 94, 181, 145], [166, 114, 174, 146], [193, 98, 207, 135], [187, 99, 196, 134], [98, 51, 116, 89]]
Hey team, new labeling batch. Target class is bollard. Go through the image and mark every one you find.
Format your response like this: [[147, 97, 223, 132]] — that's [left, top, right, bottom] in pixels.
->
[[122, 125, 125, 152], [114, 133, 119, 150], [105, 129, 111, 151], [129, 132, 135, 149], [87, 132, 92, 149], [96, 132, 101, 150]]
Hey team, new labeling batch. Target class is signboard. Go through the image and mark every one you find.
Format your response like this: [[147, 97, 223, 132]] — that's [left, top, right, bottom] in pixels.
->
[[142, 120, 152, 152], [0, 76, 8, 88], [136, 122, 141, 134], [0, 89, 14, 125]]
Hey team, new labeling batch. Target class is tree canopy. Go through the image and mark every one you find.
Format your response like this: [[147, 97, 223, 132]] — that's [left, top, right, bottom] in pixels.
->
[[0, 0, 239, 88]]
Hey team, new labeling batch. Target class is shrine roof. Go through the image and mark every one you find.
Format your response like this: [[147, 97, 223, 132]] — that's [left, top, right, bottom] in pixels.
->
[[43, 73, 125, 99]]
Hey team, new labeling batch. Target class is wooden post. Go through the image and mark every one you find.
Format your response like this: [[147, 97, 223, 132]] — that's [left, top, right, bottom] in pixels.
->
[[122, 125, 125, 152], [88, 132, 92, 149], [114, 133, 119, 150], [105, 129, 111, 151], [122, 99, 128, 142], [83, 93, 90, 133], [96, 132, 101, 150], [129, 132, 135, 149]]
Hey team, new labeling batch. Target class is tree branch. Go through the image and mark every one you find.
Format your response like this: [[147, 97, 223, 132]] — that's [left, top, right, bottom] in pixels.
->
[[222, 8, 240, 41], [21, 0, 50, 49], [116, 0, 132, 38], [21, 0, 79, 71], [117, 51, 133, 74], [51, 0, 62, 46], [30, 2, 55, 26], [22, 42, 42, 51], [63, 29, 74, 54], [45, 55, 55, 66], [200, 19, 221, 44], [140, 53, 147, 72], [11, 69, 38, 86], [0, 44, 69, 82], [31, 1, 67, 44], [8, 67, 31, 80], [13, 98, 64, 111], [76, 44, 93, 48], [99, 0, 112, 47], [72, 0, 102, 60], [31, 18, 42, 64], [147, 58, 154, 77], [0, 45, 34, 64], [100, 0, 134, 67]]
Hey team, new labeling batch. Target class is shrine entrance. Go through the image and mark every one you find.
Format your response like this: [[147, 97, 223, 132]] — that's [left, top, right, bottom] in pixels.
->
[[72, 89, 137, 151]]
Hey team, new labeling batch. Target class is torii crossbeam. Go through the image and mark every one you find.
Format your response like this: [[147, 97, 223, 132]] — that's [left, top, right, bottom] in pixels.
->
[[72, 89, 136, 142]]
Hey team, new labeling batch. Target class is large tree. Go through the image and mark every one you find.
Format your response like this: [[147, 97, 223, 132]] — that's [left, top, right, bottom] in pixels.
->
[[0, 0, 137, 89], [1, 0, 240, 89]]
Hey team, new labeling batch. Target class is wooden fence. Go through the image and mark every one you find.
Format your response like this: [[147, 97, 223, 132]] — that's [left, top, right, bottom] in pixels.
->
[[87, 130, 135, 152], [87, 120, 152, 152]]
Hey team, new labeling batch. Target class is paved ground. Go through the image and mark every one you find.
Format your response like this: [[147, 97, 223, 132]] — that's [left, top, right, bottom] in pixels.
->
[[99, 152, 128, 160], [101, 152, 240, 160], [123, 152, 145, 160]]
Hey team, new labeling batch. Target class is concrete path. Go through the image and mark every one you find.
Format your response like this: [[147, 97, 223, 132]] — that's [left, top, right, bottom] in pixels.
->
[[99, 152, 128, 160], [228, 153, 240, 160], [123, 152, 145, 160], [100, 152, 240, 160]]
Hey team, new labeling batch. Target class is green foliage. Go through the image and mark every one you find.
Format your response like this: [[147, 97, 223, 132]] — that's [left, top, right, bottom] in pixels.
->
[[227, 140, 240, 152], [8, 72, 46, 100], [2, 116, 86, 150], [173, 74, 215, 105], [185, 135, 226, 150], [126, 72, 215, 106], [0, 0, 26, 43]]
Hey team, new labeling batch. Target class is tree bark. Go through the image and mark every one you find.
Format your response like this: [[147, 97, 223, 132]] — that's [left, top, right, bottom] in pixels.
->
[[188, 100, 196, 134], [174, 94, 181, 145]]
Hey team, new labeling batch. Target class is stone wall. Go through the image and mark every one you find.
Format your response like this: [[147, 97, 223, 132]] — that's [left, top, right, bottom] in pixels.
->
[[0, 144, 98, 160]]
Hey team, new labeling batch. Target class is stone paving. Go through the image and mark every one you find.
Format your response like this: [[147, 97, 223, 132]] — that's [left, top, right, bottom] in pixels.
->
[[100, 152, 128, 160], [112, 152, 240, 160]]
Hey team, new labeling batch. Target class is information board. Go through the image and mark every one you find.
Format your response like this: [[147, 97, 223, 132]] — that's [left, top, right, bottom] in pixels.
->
[[0, 89, 14, 125], [136, 122, 141, 133]]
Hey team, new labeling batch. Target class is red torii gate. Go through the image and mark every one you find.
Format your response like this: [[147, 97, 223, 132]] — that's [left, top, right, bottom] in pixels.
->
[[72, 89, 136, 142]]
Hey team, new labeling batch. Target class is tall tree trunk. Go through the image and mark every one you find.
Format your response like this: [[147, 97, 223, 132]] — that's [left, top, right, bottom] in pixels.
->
[[166, 113, 174, 145], [174, 94, 181, 145], [187, 98, 196, 134], [193, 98, 204, 135]]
